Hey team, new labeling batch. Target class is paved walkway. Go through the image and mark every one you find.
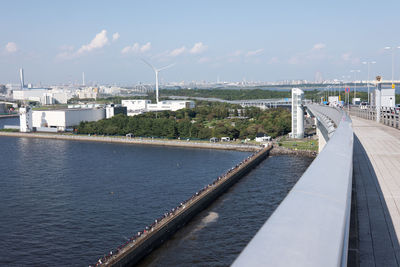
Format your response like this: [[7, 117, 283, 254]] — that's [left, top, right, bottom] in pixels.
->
[[351, 116, 400, 266]]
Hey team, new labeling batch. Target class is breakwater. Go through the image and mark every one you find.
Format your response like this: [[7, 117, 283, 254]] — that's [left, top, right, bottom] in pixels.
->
[[92, 146, 271, 267], [0, 132, 260, 152]]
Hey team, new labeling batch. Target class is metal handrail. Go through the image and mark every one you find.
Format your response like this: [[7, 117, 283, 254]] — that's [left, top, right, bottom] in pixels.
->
[[233, 107, 353, 267]]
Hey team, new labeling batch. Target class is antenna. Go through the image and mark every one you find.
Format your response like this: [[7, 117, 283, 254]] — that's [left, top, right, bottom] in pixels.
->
[[141, 59, 174, 103], [82, 72, 85, 86]]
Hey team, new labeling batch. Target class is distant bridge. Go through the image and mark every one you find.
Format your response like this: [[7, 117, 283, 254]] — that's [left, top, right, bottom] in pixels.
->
[[168, 95, 292, 109], [234, 103, 400, 266]]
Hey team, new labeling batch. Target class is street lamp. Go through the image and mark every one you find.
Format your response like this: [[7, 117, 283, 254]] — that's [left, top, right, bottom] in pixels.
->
[[362, 61, 376, 104], [384, 46, 400, 87], [350, 70, 361, 99]]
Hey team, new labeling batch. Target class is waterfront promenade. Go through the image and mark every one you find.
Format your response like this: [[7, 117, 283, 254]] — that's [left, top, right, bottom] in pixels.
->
[[351, 116, 400, 266], [0, 132, 260, 152]]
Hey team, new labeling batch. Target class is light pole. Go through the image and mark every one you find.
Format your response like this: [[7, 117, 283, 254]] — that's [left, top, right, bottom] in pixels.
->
[[362, 61, 376, 104], [384, 46, 400, 88], [350, 70, 361, 100]]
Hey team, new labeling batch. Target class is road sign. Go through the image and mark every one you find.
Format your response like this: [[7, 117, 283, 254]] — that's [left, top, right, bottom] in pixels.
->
[[345, 87, 350, 93], [392, 84, 395, 89]]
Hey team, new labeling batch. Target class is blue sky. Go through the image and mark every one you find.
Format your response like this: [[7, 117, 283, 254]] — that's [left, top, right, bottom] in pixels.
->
[[1, 0, 400, 85]]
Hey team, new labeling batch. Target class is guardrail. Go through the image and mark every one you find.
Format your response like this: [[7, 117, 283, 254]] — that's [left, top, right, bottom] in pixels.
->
[[233, 106, 354, 267], [349, 106, 400, 129]]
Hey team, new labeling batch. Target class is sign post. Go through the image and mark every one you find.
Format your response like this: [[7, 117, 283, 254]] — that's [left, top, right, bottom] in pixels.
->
[[345, 87, 350, 111]]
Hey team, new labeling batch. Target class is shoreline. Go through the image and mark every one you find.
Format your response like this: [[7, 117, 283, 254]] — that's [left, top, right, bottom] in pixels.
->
[[0, 114, 19, 118], [270, 144, 317, 157], [95, 146, 271, 266], [0, 131, 261, 152]]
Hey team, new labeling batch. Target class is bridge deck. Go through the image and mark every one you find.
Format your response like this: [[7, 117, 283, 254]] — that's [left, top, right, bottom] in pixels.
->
[[351, 116, 400, 266]]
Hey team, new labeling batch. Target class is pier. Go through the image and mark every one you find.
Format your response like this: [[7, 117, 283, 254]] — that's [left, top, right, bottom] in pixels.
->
[[94, 146, 271, 266]]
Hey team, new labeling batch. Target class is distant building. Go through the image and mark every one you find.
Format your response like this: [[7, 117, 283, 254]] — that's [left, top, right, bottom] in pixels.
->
[[12, 88, 70, 105], [255, 133, 271, 142], [290, 88, 304, 139], [121, 100, 151, 116], [105, 104, 127, 119], [121, 99, 195, 116], [19, 106, 33, 132], [13, 89, 50, 103], [20, 107, 105, 132], [77, 87, 98, 99]]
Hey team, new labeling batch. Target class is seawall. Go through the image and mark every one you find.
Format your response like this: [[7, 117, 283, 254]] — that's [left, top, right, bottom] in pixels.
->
[[0, 114, 18, 118], [97, 146, 271, 267], [0, 132, 260, 152], [270, 145, 317, 157]]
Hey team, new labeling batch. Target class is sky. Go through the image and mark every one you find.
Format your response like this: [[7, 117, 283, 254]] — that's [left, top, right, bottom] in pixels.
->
[[1, 0, 400, 85]]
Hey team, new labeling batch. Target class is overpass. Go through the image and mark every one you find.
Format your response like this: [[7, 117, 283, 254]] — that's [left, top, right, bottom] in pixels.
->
[[233, 103, 400, 266], [168, 95, 292, 109]]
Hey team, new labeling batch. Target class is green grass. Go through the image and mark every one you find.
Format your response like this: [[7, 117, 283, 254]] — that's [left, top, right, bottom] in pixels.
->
[[32, 104, 68, 110], [278, 138, 318, 151], [0, 128, 19, 132]]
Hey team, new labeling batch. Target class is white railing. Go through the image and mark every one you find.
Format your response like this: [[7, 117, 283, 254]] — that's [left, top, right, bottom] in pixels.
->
[[233, 107, 353, 267], [349, 106, 400, 129]]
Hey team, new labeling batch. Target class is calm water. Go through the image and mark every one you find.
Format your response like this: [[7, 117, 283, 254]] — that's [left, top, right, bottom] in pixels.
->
[[137, 155, 313, 267], [0, 116, 19, 128], [0, 118, 313, 266]]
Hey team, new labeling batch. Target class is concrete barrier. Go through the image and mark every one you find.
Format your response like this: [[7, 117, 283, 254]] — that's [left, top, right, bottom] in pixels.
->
[[98, 146, 271, 267], [233, 107, 353, 267]]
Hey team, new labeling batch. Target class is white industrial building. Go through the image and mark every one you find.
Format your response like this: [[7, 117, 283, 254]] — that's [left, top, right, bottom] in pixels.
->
[[121, 99, 195, 116], [20, 107, 105, 132], [105, 104, 127, 119], [290, 88, 304, 139], [13, 89, 71, 104], [19, 106, 33, 132]]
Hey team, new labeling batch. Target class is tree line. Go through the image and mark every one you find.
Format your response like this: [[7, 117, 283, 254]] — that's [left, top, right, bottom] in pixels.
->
[[77, 102, 291, 140]]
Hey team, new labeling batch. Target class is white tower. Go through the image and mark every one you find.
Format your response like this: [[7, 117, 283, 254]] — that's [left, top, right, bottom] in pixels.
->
[[20, 106, 32, 132], [141, 59, 174, 103], [291, 88, 304, 139], [19, 68, 25, 89], [82, 72, 85, 86]]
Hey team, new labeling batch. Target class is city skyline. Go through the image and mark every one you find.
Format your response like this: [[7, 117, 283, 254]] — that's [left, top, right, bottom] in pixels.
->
[[1, 0, 400, 84]]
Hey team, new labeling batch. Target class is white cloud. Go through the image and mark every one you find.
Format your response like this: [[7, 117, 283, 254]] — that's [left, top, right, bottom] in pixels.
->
[[56, 30, 111, 60], [140, 42, 151, 53], [312, 43, 326, 50], [340, 52, 360, 64], [77, 29, 109, 55], [5, 42, 17, 53], [246, 48, 264, 56], [288, 43, 328, 65], [169, 46, 186, 57], [121, 42, 151, 54], [112, 32, 120, 42], [198, 57, 211, 63], [190, 42, 208, 54]]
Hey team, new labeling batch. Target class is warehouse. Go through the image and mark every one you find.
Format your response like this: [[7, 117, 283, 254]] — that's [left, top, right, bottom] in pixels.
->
[[20, 107, 105, 132]]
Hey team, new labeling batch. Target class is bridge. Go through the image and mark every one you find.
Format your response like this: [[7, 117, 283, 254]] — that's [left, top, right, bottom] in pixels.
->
[[233, 104, 400, 266], [168, 95, 292, 109]]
